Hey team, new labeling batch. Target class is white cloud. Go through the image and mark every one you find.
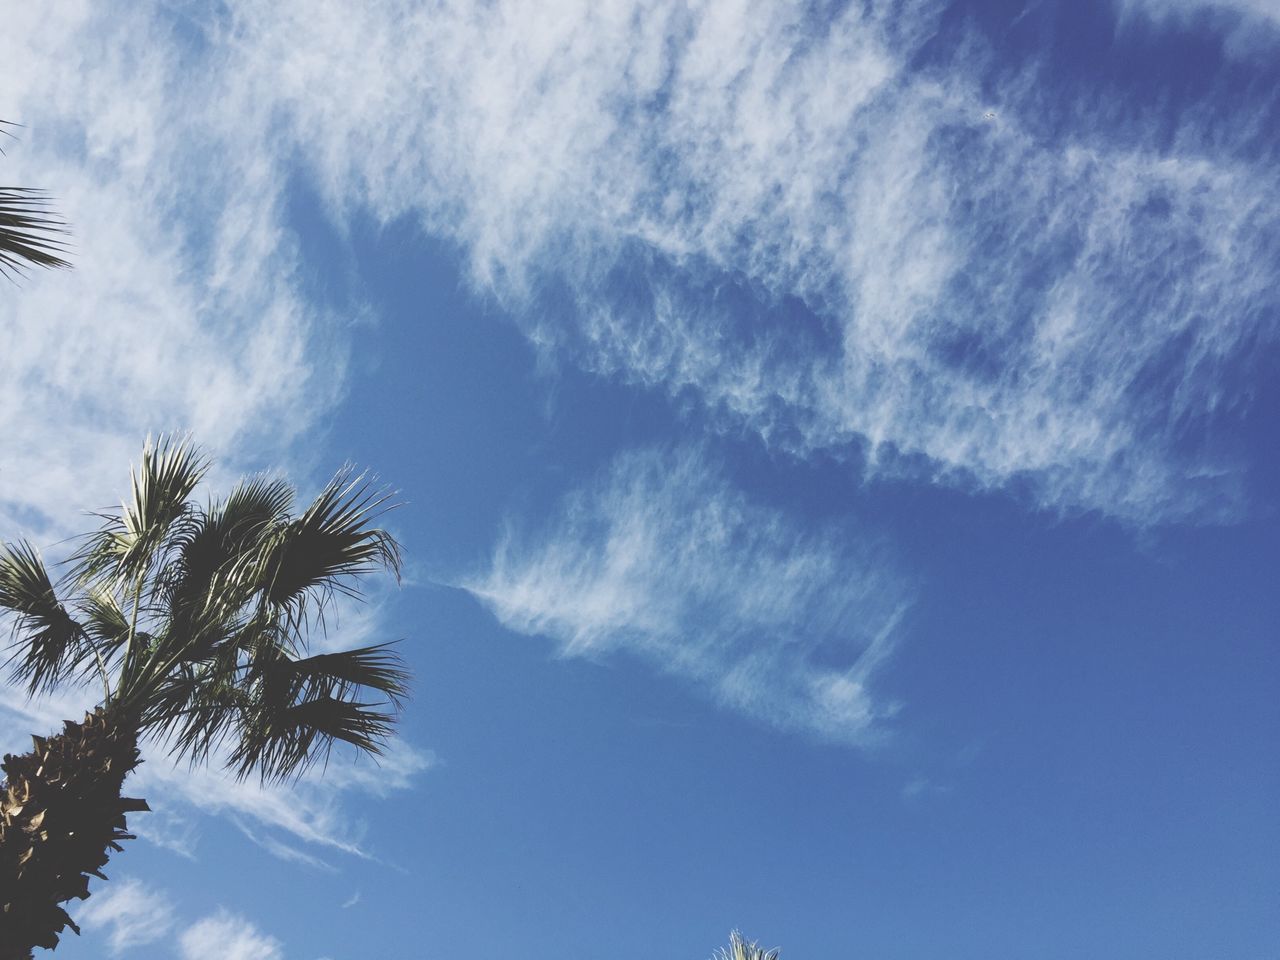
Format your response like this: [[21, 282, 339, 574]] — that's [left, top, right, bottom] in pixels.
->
[[76, 876, 176, 954], [466, 446, 909, 745], [130, 808, 201, 860], [0, 2, 346, 543], [4, 1, 1275, 533], [214, 0, 1278, 522], [234, 819, 337, 872], [179, 909, 283, 960], [1121, 0, 1280, 28]]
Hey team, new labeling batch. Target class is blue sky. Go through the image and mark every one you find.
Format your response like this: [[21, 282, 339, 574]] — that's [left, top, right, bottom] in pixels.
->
[[1, 1, 1278, 958]]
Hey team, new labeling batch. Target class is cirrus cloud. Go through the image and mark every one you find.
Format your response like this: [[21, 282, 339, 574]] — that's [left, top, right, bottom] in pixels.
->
[[465, 446, 910, 745], [4, 0, 1277, 538]]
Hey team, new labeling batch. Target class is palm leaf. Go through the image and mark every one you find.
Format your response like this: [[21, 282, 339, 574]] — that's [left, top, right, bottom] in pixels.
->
[[260, 643, 408, 706], [152, 478, 293, 654], [76, 588, 132, 673], [229, 693, 398, 782], [0, 186, 71, 279], [79, 587, 129, 643], [142, 653, 251, 768], [258, 468, 401, 630], [167, 477, 293, 595], [714, 932, 780, 960], [74, 435, 208, 588], [0, 541, 88, 694]]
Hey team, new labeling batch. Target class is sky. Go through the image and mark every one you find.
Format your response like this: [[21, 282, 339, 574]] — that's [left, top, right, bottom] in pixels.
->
[[1, 0, 1278, 957]]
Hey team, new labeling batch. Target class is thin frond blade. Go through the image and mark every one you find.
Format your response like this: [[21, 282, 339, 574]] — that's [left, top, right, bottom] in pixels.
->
[[259, 468, 401, 630], [0, 541, 88, 694], [74, 435, 208, 586], [713, 932, 781, 960], [153, 477, 293, 653], [265, 643, 409, 707], [230, 693, 398, 783], [0, 186, 71, 280]]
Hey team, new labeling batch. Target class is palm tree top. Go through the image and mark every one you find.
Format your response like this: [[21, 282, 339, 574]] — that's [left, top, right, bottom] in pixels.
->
[[714, 931, 781, 960], [0, 436, 408, 782]]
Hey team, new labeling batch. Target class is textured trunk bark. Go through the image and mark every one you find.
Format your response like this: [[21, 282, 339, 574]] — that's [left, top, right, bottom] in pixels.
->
[[0, 708, 148, 958]]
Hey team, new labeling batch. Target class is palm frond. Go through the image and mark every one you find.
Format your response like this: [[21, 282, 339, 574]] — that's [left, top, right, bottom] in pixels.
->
[[0, 186, 71, 280], [229, 693, 398, 783], [0, 541, 88, 694], [168, 477, 293, 591], [260, 642, 409, 707], [76, 587, 132, 666], [74, 435, 208, 588], [141, 659, 248, 768], [714, 932, 780, 960], [259, 468, 401, 630], [121, 436, 208, 575], [152, 478, 293, 651], [219, 477, 295, 534]]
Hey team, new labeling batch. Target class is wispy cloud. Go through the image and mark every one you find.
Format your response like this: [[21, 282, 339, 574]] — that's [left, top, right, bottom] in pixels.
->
[[213, 0, 1279, 522], [466, 446, 909, 745], [131, 808, 200, 860], [0, 3, 348, 543], [234, 819, 337, 872], [179, 909, 284, 960], [1122, 0, 1280, 28], [901, 776, 953, 803], [76, 877, 176, 954], [5, 1, 1276, 533], [74, 875, 289, 959]]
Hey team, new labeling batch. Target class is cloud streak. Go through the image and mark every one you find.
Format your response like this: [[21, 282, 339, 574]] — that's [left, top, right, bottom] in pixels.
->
[[466, 446, 909, 745], [219, 0, 1280, 522], [179, 909, 284, 960], [5, 0, 1277, 533], [76, 877, 176, 955]]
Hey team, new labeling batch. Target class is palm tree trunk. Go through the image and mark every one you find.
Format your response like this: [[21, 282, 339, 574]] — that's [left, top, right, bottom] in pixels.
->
[[0, 708, 148, 958]]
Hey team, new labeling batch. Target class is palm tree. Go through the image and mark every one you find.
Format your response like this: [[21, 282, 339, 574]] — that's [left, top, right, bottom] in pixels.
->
[[1, 121, 71, 280], [714, 931, 781, 960], [0, 437, 407, 957]]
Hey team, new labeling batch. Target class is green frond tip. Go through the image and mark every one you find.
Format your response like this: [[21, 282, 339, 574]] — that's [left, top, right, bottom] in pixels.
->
[[0, 186, 72, 280], [264, 642, 410, 708], [714, 932, 780, 960], [229, 694, 401, 784], [0, 541, 90, 695], [259, 466, 402, 623], [72, 434, 209, 588]]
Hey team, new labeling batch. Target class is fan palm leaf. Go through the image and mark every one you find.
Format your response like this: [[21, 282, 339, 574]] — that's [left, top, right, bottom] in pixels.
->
[[0, 187, 71, 279], [1, 120, 71, 281], [258, 468, 401, 625], [0, 542, 90, 695]]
